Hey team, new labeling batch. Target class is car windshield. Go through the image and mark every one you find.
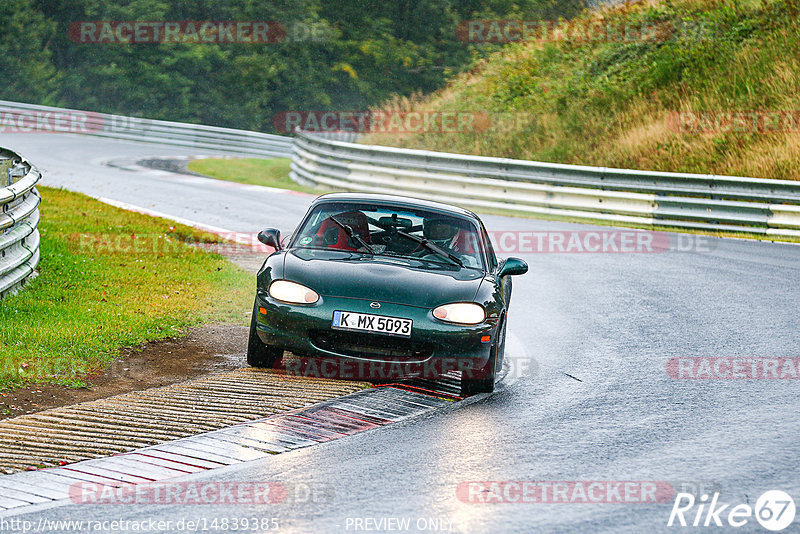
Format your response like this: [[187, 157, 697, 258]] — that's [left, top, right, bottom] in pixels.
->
[[292, 202, 485, 270]]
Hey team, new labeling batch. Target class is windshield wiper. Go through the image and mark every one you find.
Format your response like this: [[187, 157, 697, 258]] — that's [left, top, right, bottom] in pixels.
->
[[328, 216, 376, 254], [395, 230, 463, 267]]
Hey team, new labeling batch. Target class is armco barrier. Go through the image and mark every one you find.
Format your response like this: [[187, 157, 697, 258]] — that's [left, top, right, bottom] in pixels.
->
[[0, 100, 293, 158], [290, 131, 800, 239], [0, 149, 41, 300], [3, 100, 799, 240]]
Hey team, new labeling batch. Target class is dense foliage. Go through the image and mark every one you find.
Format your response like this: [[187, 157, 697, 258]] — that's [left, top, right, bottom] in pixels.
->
[[366, 0, 800, 180], [3, 0, 585, 132]]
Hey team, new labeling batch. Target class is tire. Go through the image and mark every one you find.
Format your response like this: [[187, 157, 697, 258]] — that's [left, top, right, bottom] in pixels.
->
[[495, 318, 507, 372], [247, 300, 283, 368], [460, 317, 505, 396]]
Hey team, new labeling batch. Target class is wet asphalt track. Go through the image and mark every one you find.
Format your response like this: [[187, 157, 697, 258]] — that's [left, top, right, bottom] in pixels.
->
[[2, 133, 800, 533]]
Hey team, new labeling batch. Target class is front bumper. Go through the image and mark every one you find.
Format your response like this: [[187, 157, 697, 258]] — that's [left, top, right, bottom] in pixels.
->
[[254, 291, 496, 380]]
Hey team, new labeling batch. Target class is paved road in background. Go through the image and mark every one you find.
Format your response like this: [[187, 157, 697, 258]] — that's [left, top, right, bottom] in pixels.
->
[[3, 133, 800, 533]]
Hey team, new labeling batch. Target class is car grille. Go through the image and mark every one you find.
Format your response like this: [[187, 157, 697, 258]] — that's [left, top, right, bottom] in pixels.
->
[[310, 330, 433, 362]]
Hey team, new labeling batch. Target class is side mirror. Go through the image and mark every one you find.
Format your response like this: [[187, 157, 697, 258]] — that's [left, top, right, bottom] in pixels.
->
[[498, 257, 528, 277], [258, 228, 282, 250]]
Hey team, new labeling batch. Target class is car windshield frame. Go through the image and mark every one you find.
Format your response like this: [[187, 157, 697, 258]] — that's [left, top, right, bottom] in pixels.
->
[[288, 200, 488, 271]]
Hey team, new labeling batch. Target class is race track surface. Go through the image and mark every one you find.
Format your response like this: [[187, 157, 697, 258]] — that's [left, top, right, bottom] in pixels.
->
[[2, 133, 799, 533]]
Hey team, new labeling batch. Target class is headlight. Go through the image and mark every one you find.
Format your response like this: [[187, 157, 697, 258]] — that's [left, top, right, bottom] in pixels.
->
[[432, 302, 485, 325], [269, 280, 319, 304]]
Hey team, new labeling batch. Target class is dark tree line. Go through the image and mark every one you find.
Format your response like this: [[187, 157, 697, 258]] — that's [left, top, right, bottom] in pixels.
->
[[3, 0, 585, 133]]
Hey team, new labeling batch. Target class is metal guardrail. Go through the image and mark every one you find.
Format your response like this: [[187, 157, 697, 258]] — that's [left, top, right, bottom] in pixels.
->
[[0, 100, 294, 158], [0, 149, 41, 300], [290, 131, 800, 239], [3, 99, 800, 248], [0, 102, 355, 301]]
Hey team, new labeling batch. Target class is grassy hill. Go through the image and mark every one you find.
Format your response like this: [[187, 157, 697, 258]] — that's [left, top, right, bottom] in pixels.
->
[[364, 0, 800, 180]]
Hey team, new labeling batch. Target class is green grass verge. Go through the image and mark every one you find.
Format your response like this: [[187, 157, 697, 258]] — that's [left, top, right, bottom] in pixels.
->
[[363, 0, 800, 182], [187, 157, 322, 194], [0, 187, 253, 391]]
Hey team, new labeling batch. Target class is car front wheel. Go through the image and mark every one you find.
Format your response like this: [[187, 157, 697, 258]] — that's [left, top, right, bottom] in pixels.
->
[[247, 300, 284, 368]]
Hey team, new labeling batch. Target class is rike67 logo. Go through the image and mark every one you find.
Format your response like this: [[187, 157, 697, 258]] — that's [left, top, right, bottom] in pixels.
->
[[668, 490, 796, 531]]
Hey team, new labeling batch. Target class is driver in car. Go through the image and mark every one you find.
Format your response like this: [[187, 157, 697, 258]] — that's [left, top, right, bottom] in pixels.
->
[[423, 218, 481, 268]]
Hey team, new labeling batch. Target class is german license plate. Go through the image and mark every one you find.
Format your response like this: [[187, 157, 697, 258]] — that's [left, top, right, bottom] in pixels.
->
[[332, 311, 412, 337]]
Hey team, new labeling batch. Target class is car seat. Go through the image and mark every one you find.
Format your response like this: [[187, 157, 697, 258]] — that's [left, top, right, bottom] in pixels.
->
[[315, 210, 372, 250]]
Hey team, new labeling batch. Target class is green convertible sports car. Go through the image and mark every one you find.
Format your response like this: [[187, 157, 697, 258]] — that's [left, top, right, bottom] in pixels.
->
[[248, 193, 528, 395]]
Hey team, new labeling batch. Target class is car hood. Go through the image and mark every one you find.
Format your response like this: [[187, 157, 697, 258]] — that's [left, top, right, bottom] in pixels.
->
[[283, 249, 484, 308]]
